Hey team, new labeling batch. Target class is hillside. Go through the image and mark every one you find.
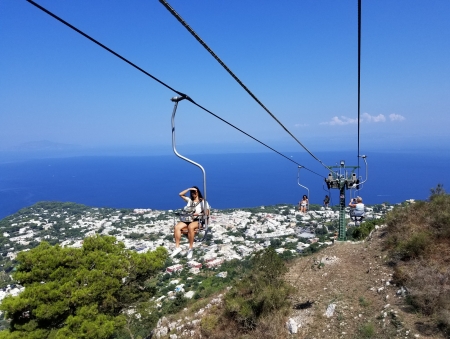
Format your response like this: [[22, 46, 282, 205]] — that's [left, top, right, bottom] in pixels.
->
[[153, 225, 445, 339], [152, 189, 450, 339], [0, 194, 448, 338], [284, 227, 430, 338]]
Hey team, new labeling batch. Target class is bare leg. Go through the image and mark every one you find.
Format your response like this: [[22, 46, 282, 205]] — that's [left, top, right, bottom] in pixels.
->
[[174, 222, 187, 247], [187, 221, 199, 249]]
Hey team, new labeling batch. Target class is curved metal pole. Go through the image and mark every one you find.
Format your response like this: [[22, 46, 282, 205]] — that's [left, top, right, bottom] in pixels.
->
[[350, 155, 368, 193], [358, 155, 368, 185], [171, 96, 207, 224], [297, 166, 310, 205]]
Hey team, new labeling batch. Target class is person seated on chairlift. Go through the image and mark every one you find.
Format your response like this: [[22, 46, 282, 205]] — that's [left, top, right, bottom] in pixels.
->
[[323, 195, 330, 208], [299, 195, 309, 213], [171, 186, 210, 259], [348, 196, 365, 222]]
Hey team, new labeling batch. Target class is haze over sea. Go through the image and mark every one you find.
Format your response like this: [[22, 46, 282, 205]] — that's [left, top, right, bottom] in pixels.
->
[[0, 151, 449, 220]]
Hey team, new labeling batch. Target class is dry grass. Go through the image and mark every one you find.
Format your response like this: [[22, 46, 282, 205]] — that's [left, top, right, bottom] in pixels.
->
[[384, 192, 450, 336], [197, 306, 290, 339], [250, 312, 292, 339], [283, 225, 448, 339], [284, 237, 400, 338]]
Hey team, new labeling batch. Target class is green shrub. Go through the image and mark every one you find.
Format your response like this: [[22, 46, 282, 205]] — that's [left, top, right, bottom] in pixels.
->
[[359, 322, 375, 338], [359, 296, 370, 307], [163, 293, 188, 315], [351, 218, 383, 240], [224, 248, 293, 330], [398, 231, 431, 259], [200, 314, 219, 336], [127, 232, 144, 239]]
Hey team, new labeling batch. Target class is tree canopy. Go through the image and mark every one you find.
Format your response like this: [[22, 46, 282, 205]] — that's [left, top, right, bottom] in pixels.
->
[[0, 235, 167, 339]]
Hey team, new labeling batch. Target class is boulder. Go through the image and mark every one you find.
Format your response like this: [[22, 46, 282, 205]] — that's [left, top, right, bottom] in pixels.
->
[[286, 318, 298, 334]]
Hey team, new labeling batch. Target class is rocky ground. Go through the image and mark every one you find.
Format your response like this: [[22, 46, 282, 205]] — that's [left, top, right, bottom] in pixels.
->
[[153, 225, 444, 338], [284, 226, 442, 339]]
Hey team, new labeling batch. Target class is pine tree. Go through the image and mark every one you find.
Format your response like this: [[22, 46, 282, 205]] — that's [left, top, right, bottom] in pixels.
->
[[0, 235, 167, 338]]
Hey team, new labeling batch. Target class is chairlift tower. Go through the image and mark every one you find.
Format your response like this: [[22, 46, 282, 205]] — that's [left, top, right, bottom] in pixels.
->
[[325, 160, 360, 241]]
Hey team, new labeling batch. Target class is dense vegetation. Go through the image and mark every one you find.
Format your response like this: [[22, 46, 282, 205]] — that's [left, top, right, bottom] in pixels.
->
[[347, 218, 385, 241], [385, 184, 450, 337], [0, 236, 167, 338], [224, 247, 292, 328], [0, 199, 395, 337], [193, 247, 293, 338], [0, 241, 295, 338]]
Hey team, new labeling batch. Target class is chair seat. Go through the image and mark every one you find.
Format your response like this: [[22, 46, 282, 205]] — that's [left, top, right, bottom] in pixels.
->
[[181, 228, 196, 234], [180, 225, 204, 234]]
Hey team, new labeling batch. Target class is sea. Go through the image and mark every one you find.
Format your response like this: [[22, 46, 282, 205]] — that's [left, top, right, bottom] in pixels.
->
[[0, 151, 449, 220]]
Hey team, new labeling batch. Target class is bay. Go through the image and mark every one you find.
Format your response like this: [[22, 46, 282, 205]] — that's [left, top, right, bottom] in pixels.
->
[[0, 151, 448, 219]]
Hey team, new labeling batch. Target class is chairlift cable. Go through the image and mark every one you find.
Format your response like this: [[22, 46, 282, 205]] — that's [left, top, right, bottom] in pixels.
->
[[25, 0, 186, 97], [357, 0, 362, 180], [185, 98, 324, 177], [159, 0, 331, 173], [25, 0, 324, 178]]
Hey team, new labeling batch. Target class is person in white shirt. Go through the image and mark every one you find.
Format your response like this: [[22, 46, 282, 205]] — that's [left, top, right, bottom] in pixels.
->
[[299, 195, 309, 213], [349, 196, 365, 225], [171, 186, 210, 259]]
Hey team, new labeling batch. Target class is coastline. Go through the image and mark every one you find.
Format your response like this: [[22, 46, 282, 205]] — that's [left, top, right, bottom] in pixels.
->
[[0, 152, 448, 219]]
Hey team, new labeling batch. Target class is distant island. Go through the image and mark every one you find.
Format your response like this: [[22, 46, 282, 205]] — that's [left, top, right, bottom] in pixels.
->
[[2, 140, 82, 152]]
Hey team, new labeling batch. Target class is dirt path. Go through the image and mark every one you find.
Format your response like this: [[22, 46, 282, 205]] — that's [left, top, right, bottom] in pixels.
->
[[285, 228, 443, 338]]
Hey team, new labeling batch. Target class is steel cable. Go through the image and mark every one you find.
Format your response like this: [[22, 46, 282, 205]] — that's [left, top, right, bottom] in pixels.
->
[[357, 0, 362, 178], [159, 0, 331, 173], [26, 0, 324, 178]]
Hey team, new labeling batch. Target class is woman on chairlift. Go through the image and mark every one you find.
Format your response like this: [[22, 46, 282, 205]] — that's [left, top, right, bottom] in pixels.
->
[[299, 195, 309, 213], [171, 186, 210, 259]]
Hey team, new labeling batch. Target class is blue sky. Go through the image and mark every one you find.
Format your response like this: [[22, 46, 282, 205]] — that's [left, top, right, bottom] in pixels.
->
[[1, 0, 449, 157]]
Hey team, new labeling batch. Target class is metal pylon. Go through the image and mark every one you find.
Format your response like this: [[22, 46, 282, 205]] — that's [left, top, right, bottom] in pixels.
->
[[325, 160, 363, 241], [338, 179, 347, 241]]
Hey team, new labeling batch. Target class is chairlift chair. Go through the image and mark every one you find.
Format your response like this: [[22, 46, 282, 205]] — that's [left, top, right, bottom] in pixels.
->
[[171, 96, 210, 242], [297, 166, 310, 211], [322, 180, 332, 208], [349, 206, 365, 226], [348, 155, 368, 226]]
